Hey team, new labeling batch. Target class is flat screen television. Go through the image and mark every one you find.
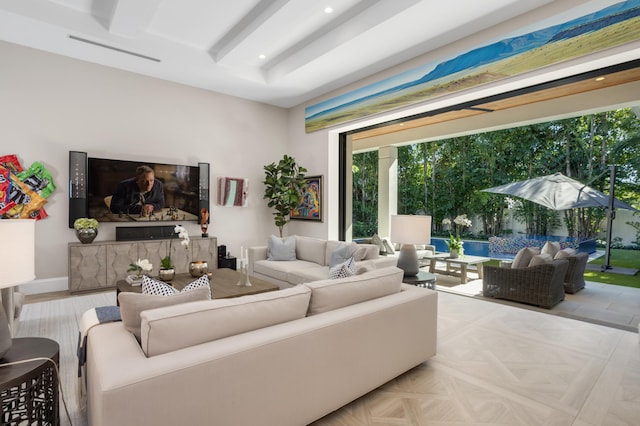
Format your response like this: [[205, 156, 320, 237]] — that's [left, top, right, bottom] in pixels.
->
[[85, 157, 200, 223]]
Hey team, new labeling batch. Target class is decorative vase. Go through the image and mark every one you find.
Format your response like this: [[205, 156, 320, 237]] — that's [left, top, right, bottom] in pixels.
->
[[159, 268, 175, 282], [189, 261, 208, 278], [449, 249, 459, 259], [76, 228, 98, 244]]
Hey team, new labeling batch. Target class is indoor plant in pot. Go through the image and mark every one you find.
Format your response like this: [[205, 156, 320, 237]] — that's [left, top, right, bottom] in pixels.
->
[[161, 225, 190, 280], [73, 218, 99, 244], [263, 155, 307, 237]]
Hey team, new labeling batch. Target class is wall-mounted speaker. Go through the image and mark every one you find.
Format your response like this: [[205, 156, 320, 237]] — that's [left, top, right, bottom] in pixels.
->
[[69, 151, 88, 228], [198, 162, 210, 225]]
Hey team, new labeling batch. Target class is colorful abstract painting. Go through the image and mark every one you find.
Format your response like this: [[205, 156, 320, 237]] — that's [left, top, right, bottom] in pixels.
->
[[292, 175, 323, 221], [217, 177, 248, 207], [305, 0, 640, 132]]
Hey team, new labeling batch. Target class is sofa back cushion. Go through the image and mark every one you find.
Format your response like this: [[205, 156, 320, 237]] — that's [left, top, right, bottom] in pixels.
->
[[303, 266, 403, 315], [140, 285, 312, 357], [511, 247, 540, 269], [295, 236, 327, 265], [118, 286, 211, 340], [541, 241, 561, 258]]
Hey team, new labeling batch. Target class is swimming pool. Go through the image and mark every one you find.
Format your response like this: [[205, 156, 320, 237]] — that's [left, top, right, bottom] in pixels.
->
[[430, 238, 513, 260]]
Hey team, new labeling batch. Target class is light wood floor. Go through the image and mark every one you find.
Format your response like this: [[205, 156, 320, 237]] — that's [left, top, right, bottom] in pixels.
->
[[17, 288, 640, 426]]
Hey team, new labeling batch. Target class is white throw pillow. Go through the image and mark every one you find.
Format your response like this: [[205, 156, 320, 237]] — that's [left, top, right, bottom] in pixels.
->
[[267, 235, 296, 261], [142, 275, 211, 299], [528, 253, 553, 267], [541, 241, 561, 258], [349, 242, 368, 261], [511, 247, 540, 268]]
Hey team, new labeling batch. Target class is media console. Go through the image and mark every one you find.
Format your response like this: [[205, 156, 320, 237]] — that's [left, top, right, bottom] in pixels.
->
[[68, 236, 217, 293]]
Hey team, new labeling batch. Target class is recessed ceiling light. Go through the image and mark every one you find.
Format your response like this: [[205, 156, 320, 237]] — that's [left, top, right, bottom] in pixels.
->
[[324, 7, 333, 14], [595, 76, 606, 81], [258, 54, 266, 60]]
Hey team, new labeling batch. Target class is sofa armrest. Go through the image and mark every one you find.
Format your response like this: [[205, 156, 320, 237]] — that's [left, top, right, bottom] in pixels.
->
[[248, 246, 268, 275]]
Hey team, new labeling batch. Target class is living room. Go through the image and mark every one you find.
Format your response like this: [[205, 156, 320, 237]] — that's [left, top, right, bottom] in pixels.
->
[[1, 1, 639, 425]]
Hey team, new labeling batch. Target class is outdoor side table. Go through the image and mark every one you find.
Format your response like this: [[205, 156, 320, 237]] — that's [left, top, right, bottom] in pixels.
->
[[403, 271, 437, 289], [0, 337, 60, 425]]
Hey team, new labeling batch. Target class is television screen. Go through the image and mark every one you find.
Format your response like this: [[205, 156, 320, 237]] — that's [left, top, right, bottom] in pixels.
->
[[87, 157, 200, 223]]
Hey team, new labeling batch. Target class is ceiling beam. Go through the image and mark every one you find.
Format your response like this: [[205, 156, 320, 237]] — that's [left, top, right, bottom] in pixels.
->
[[108, 0, 162, 38]]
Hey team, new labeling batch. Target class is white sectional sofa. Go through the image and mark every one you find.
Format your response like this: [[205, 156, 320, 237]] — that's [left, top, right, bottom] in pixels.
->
[[86, 266, 438, 426], [248, 235, 397, 288]]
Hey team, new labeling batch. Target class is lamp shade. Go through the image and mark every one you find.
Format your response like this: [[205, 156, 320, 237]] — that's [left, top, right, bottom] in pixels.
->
[[0, 219, 36, 288], [390, 215, 431, 245]]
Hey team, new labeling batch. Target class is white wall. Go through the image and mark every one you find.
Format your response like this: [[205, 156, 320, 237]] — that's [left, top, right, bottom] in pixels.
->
[[1, 41, 288, 291]]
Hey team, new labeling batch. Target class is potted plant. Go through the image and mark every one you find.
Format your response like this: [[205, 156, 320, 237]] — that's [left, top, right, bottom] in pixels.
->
[[160, 225, 190, 280], [444, 214, 472, 258], [73, 218, 99, 244], [263, 155, 307, 237]]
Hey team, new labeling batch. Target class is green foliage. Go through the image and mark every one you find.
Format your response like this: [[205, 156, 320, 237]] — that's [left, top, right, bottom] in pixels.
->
[[73, 218, 98, 230], [263, 155, 307, 237]]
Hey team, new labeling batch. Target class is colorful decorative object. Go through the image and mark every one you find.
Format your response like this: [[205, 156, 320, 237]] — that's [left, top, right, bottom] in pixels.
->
[[217, 177, 248, 207], [291, 175, 323, 222]]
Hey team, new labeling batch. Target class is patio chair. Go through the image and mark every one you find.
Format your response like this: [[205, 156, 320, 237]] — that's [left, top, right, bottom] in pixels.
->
[[561, 252, 588, 294], [482, 259, 568, 309]]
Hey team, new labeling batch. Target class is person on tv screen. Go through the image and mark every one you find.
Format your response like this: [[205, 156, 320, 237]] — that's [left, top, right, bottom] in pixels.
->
[[109, 165, 164, 216]]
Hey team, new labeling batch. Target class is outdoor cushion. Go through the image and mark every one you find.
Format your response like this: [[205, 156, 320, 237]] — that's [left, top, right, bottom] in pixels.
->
[[528, 253, 554, 267], [268, 235, 296, 261], [511, 247, 540, 269], [554, 248, 577, 259], [541, 241, 561, 258]]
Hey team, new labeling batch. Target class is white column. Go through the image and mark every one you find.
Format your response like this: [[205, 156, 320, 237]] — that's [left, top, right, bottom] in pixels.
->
[[378, 146, 398, 238]]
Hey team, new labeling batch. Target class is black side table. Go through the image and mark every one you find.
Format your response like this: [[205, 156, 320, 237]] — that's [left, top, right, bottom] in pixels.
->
[[0, 337, 60, 426], [402, 271, 437, 290]]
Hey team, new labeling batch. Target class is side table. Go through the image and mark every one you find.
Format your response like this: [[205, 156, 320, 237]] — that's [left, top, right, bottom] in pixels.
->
[[402, 271, 437, 289], [0, 337, 60, 425]]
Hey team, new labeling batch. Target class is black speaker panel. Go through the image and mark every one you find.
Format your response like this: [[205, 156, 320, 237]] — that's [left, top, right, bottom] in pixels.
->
[[69, 151, 88, 228], [116, 225, 176, 241], [198, 162, 210, 224]]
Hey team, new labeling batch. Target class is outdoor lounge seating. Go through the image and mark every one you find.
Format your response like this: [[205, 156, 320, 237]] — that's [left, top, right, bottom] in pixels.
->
[[562, 252, 589, 293], [482, 259, 569, 308]]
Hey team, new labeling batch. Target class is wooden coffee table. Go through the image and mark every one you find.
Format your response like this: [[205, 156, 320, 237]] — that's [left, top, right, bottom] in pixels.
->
[[427, 254, 490, 284], [116, 268, 279, 302]]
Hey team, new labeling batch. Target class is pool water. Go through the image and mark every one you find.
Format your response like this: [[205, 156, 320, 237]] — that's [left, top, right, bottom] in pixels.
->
[[431, 238, 514, 260]]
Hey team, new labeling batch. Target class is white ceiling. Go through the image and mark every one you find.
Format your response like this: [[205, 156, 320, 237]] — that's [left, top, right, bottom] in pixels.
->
[[0, 0, 629, 108]]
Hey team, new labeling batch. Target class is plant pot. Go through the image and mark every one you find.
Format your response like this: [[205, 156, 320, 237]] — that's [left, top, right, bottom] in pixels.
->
[[75, 228, 98, 244], [159, 268, 175, 281], [449, 249, 459, 259], [189, 261, 208, 278]]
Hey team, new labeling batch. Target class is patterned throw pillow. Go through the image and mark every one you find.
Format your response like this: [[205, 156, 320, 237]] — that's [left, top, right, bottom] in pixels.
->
[[328, 257, 356, 279], [142, 275, 211, 299]]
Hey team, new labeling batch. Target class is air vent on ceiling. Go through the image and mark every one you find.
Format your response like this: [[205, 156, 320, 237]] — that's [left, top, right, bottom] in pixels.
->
[[68, 35, 161, 63]]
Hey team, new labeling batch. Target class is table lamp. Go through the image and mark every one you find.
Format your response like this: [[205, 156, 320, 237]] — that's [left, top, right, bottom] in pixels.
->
[[0, 219, 36, 358], [390, 215, 431, 277]]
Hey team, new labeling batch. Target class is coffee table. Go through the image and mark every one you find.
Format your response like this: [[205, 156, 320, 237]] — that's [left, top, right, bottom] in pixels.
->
[[116, 268, 279, 302], [426, 254, 490, 284], [402, 271, 436, 289]]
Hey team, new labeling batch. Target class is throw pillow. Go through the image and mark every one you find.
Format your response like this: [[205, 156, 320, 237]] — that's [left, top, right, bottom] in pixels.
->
[[528, 253, 553, 267], [142, 275, 212, 299], [267, 235, 296, 261], [118, 286, 211, 340], [541, 241, 561, 258], [554, 248, 576, 259], [349, 242, 368, 261], [328, 257, 356, 279], [371, 234, 386, 255], [511, 247, 540, 268], [382, 238, 395, 255], [329, 243, 353, 268]]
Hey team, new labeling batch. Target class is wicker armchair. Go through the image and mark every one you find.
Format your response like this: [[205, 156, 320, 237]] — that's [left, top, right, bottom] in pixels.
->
[[482, 259, 569, 309], [562, 252, 588, 294]]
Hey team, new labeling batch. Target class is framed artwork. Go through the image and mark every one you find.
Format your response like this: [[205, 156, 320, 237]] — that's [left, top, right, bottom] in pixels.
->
[[291, 175, 323, 221]]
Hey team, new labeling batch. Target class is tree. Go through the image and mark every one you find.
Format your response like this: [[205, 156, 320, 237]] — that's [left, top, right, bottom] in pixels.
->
[[263, 155, 307, 237]]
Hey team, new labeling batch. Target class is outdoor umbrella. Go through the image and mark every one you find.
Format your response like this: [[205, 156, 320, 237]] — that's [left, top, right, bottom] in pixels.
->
[[481, 172, 636, 211], [482, 170, 637, 272]]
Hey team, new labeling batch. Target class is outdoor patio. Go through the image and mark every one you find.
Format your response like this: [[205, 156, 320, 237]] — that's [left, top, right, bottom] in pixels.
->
[[427, 265, 640, 333]]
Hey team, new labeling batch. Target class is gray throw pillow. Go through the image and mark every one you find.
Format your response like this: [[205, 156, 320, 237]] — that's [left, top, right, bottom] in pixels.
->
[[330, 243, 353, 268], [267, 235, 297, 261]]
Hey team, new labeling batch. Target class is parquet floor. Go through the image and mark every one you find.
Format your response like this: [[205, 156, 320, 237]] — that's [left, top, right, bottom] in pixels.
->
[[312, 291, 639, 425]]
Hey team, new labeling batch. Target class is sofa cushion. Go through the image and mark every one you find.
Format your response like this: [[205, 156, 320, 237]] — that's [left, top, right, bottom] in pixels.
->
[[511, 247, 540, 269], [142, 275, 211, 298], [295, 236, 327, 265], [254, 259, 319, 283], [528, 253, 553, 267], [303, 266, 403, 315], [356, 260, 376, 275], [287, 266, 331, 285], [554, 248, 577, 259], [118, 286, 211, 340], [350, 243, 367, 261], [541, 241, 561, 258], [140, 285, 312, 357], [329, 243, 353, 268], [328, 257, 356, 279], [268, 235, 296, 261]]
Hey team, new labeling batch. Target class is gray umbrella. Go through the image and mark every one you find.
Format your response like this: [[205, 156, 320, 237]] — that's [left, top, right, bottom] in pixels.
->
[[481, 172, 636, 211]]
